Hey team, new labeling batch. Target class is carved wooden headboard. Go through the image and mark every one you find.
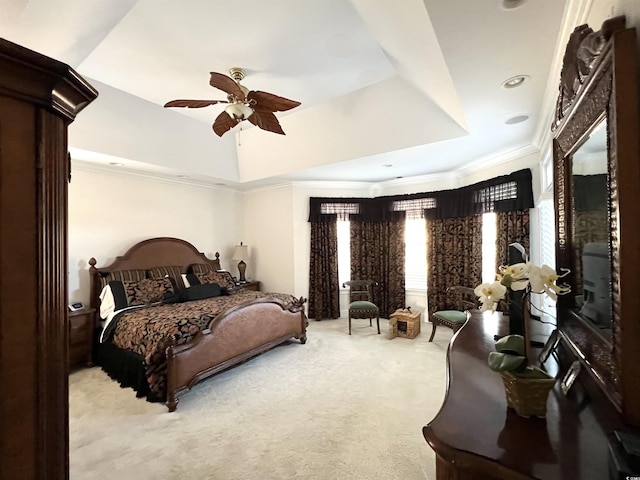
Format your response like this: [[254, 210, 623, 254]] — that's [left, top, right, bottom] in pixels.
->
[[88, 237, 221, 312]]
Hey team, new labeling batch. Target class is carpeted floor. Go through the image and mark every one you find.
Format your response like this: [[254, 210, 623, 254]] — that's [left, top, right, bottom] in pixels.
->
[[69, 317, 452, 480]]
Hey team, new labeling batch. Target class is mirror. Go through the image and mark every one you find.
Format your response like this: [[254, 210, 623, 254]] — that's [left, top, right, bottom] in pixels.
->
[[569, 119, 611, 338], [553, 16, 640, 424]]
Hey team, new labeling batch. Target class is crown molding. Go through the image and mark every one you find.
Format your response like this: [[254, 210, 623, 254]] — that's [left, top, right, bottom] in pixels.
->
[[451, 144, 540, 177], [290, 180, 376, 191], [374, 144, 540, 192], [73, 142, 541, 196], [71, 159, 235, 192]]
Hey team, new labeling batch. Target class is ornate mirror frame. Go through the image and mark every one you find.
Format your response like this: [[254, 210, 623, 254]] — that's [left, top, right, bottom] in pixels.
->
[[553, 16, 640, 425]]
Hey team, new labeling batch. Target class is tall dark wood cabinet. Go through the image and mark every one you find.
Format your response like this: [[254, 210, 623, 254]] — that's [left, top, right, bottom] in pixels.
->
[[0, 38, 97, 479]]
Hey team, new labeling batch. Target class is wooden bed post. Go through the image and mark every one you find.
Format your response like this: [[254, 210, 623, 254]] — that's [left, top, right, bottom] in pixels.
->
[[165, 343, 179, 412]]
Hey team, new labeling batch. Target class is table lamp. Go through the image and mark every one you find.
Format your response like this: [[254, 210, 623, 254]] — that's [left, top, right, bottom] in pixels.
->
[[232, 242, 249, 283]]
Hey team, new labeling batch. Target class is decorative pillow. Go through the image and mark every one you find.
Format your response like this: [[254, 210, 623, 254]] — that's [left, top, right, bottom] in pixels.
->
[[182, 273, 196, 288], [99, 269, 147, 289], [181, 283, 222, 301], [98, 284, 117, 319], [108, 277, 175, 311], [128, 277, 175, 305], [195, 270, 235, 291], [162, 290, 182, 304], [189, 263, 215, 275], [148, 265, 185, 290]]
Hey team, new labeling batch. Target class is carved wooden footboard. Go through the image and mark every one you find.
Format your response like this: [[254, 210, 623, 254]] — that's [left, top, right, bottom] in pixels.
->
[[88, 237, 308, 411], [166, 296, 307, 412]]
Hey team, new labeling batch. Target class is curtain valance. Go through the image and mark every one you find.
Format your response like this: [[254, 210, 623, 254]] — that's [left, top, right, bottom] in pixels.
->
[[308, 168, 534, 223]]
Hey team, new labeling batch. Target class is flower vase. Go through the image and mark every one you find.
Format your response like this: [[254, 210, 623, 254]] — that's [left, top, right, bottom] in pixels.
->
[[500, 368, 556, 417]]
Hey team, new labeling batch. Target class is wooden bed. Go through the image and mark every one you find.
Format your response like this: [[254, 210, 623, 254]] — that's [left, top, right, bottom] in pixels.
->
[[88, 237, 307, 411]]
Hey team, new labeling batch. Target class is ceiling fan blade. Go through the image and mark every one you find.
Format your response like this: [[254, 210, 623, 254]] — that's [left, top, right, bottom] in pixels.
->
[[209, 72, 245, 101], [212, 111, 238, 137], [248, 109, 286, 135], [247, 90, 300, 112], [164, 99, 227, 108]]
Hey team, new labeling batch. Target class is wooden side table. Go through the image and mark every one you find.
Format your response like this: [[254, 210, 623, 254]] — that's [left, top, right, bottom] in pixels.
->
[[68, 307, 96, 369], [236, 280, 261, 291]]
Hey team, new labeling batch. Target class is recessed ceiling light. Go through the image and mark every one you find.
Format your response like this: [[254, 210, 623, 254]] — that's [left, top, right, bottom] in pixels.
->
[[501, 75, 529, 89], [108, 162, 124, 166], [383, 164, 393, 168], [500, 0, 530, 10], [505, 114, 529, 125]]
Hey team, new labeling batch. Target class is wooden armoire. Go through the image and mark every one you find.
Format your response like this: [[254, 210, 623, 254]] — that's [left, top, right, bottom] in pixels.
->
[[0, 38, 97, 479]]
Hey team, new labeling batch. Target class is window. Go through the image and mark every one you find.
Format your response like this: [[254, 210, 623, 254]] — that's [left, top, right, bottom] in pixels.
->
[[537, 199, 557, 312], [482, 212, 497, 283], [538, 200, 556, 268], [405, 218, 427, 290], [338, 215, 496, 290], [337, 220, 350, 287]]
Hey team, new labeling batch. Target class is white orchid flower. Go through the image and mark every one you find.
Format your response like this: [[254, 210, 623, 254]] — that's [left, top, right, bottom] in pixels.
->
[[499, 262, 531, 290], [500, 262, 530, 280], [475, 256, 571, 317], [528, 264, 571, 301], [474, 281, 507, 311]]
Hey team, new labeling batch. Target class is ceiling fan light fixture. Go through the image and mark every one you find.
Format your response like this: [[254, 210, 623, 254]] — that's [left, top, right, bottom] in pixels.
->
[[225, 102, 254, 121]]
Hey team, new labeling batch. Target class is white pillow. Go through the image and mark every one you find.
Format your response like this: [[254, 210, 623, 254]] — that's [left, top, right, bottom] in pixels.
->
[[99, 284, 116, 319]]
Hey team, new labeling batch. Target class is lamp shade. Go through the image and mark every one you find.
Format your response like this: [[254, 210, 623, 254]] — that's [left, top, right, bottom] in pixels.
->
[[232, 244, 249, 261], [225, 102, 254, 120]]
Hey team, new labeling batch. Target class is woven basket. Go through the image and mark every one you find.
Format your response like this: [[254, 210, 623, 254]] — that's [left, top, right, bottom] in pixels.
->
[[500, 370, 556, 418]]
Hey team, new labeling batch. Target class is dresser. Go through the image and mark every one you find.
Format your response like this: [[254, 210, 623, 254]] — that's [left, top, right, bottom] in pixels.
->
[[68, 308, 96, 369], [422, 310, 635, 479]]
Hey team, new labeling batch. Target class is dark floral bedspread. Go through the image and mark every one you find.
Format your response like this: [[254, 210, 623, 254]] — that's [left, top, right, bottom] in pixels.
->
[[106, 290, 297, 399]]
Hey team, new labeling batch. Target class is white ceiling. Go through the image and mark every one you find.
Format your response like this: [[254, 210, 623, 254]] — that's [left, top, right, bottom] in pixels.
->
[[1, 0, 572, 189]]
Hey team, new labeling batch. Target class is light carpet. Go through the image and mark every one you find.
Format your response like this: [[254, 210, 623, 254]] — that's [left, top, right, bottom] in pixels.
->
[[69, 317, 452, 480]]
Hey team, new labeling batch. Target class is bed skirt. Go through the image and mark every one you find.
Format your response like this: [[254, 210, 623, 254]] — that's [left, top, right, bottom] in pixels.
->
[[95, 337, 164, 403]]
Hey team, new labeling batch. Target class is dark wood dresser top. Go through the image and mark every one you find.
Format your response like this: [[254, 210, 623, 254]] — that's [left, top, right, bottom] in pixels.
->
[[423, 310, 630, 479]]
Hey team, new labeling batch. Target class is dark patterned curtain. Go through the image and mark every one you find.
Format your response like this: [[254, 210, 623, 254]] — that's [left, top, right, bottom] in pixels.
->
[[350, 219, 405, 318], [495, 210, 531, 270], [427, 215, 482, 319], [309, 169, 534, 321], [308, 220, 340, 320]]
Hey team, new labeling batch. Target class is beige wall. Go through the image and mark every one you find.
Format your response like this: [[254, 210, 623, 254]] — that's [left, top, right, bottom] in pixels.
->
[[242, 186, 295, 294], [68, 164, 243, 304]]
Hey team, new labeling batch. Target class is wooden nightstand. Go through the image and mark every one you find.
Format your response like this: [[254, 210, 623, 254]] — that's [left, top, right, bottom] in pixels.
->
[[68, 307, 96, 369], [236, 280, 260, 291]]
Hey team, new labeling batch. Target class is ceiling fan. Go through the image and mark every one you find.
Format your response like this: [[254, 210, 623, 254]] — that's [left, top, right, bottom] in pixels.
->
[[164, 68, 301, 137]]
